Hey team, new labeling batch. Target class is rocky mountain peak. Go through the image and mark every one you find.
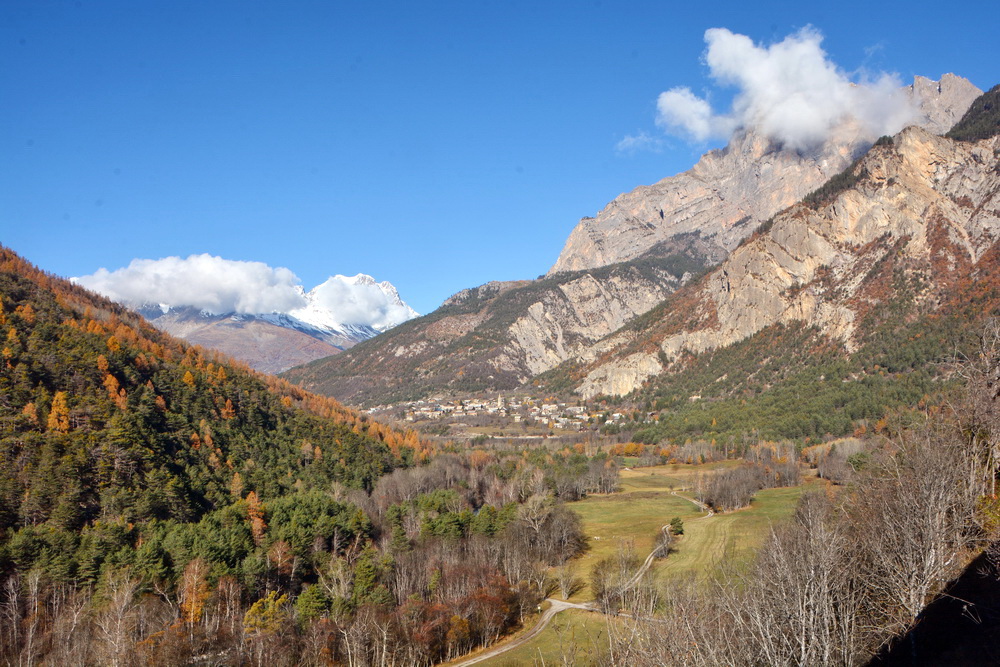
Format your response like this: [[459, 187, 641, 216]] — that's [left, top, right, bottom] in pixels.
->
[[909, 73, 985, 134], [574, 123, 1000, 398], [548, 75, 982, 277]]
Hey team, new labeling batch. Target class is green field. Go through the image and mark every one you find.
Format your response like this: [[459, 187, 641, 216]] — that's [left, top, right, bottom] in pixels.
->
[[567, 461, 768, 600], [660, 483, 811, 575], [475, 463, 815, 665], [487, 609, 612, 666]]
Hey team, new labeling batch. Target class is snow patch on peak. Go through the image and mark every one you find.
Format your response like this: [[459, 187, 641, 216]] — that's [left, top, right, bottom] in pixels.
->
[[340, 273, 377, 287], [75, 255, 419, 349]]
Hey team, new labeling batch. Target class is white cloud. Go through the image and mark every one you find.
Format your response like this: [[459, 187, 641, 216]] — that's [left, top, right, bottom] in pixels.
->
[[298, 275, 417, 330], [656, 87, 733, 142], [654, 27, 917, 150], [73, 255, 418, 330], [615, 131, 664, 154], [75, 254, 306, 315]]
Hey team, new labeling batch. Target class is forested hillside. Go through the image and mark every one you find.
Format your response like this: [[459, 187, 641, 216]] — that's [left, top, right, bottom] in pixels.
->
[[0, 244, 434, 605], [0, 246, 604, 664], [283, 252, 708, 405], [0, 245, 423, 528]]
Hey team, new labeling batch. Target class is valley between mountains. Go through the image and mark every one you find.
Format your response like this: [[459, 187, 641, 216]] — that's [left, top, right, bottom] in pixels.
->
[[4, 74, 1000, 666]]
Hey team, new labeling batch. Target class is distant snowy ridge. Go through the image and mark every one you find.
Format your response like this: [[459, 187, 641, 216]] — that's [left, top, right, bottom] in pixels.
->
[[287, 275, 419, 335], [73, 255, 420, 333], [73, 256, 420, 373]]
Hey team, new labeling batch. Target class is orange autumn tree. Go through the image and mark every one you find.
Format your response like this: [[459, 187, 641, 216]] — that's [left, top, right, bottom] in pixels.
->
[[179, 558, 211, 627], [247, 491, 266, 545], [47, 391, 70, 433]]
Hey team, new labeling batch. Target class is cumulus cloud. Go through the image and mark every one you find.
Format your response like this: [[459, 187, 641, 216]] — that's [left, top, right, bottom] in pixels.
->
[[74, 254, 306, 315], [74, 255, 417, 330], [656, 87, 733, 142], [655, 27, 917, 150], [299, 275, 417, 330]]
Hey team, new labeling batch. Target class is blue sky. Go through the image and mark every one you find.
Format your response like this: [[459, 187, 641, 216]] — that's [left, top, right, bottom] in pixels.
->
[[2, 1, 996, 315]]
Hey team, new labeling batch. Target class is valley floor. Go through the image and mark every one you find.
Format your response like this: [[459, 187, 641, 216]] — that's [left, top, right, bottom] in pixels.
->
[[443, 462, 816, 666]]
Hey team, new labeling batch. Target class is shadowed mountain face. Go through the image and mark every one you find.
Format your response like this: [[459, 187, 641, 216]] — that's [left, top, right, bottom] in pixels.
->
[[281, 253, 709, 405], [140, 307, 348, 375]]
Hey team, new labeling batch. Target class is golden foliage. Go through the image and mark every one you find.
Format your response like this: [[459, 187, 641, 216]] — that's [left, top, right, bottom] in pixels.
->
[[47, 391, 70, 433]]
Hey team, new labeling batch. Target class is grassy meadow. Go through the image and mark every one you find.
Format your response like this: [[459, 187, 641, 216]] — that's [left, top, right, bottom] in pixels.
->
[[488, 609, 613, 666], [475, 461, 817, 665]]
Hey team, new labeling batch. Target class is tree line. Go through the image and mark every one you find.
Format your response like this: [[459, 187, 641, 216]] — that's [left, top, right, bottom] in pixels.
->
[[603, 322, 1000, 665]]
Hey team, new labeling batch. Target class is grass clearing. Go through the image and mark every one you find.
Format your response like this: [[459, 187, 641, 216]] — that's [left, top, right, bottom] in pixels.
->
[[567, 491, 701, 601], [477, 464, 819, 665], [486, 609, 612, 666], [564, 463, 816, 599], [660, 483, 811, 576]]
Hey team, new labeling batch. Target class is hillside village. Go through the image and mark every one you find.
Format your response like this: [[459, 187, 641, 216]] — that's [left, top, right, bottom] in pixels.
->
[[366, 394, 641, 433]]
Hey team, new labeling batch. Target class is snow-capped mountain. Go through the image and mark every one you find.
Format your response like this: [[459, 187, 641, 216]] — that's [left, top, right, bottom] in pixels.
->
[[286, 274, 419, 338], [73, 258, 420, 374]]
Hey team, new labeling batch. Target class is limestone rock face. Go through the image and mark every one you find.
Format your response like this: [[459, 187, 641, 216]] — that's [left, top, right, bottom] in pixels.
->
[[550, 75, 982, 276], [501, 268, 686, 377], [576, 126, 1000, 398], [287, 74, 984, 407], [283, 259, 698, 404]]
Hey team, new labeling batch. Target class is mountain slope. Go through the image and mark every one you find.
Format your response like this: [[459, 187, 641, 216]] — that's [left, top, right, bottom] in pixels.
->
[[135, 273, 418, 374], [569, 123, 1000, 398], [137, 307, 347, 375], [549, 74, 981, 275], [282, 252, 709, 404], [284, 76, 980, 407], [0, 245, 425, 538]]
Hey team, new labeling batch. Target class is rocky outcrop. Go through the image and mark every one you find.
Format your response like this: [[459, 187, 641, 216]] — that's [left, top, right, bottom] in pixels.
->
[[576, 126, 1000, 397], [550, 75, 982, 276], [286, 74, 985, 406], [282, 257, 704, 404], [498, 267, 689, 376]]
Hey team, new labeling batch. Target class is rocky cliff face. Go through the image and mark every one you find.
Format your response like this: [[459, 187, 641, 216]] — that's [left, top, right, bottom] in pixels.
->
[[549, 75, 982, 276], [286, 75, 985, 407], [282, 255, 705, 404], [575, 125, 1000, 397]]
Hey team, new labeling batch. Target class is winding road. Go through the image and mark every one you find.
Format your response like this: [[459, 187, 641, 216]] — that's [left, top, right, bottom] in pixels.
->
[[452, 599, 598, 666], [451, 490, 715, 666]]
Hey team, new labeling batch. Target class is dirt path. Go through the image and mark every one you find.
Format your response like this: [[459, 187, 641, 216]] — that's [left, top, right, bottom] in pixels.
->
[[623, 492, 712, 589], [672, 490, 714, 519], [451, 599, 597, 666], [452, 491, 716, 666]]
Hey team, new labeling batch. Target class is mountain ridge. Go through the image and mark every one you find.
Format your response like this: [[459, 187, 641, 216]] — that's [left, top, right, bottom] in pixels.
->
[[571, 123, 1000, 397], [549, 74, 982, 275], [282, 75, 982, 407], [134, 272, 419, 374]]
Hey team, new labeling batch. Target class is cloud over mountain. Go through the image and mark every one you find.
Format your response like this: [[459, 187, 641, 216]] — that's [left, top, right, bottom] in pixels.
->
[[296, 275, 419, 330], [75, 254, 305, 315], [73, 254, 417, 330], [654, 27, 917, 150]]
